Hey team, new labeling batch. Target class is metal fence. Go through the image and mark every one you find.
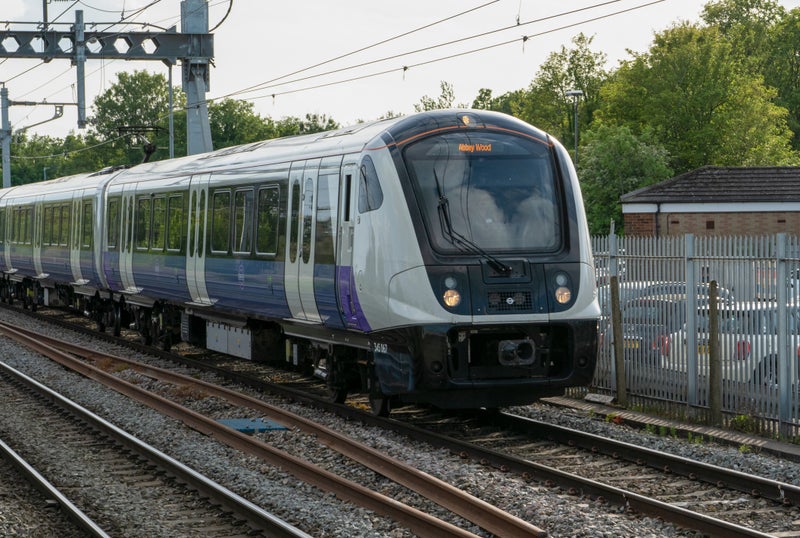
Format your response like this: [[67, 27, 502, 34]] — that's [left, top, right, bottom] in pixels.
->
[[585, 233, 800, 439]]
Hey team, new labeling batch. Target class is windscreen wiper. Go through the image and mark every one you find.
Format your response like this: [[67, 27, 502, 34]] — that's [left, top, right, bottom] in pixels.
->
[[434, 169, 511, 275]]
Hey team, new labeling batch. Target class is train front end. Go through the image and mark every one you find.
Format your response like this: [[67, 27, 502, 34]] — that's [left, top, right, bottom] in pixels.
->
[[363, 110, 599, 410]]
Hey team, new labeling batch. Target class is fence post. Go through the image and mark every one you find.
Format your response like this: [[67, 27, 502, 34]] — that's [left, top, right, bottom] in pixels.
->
[[708, 281, 721, 426], [609, 231, 627, 406], [776, 234, 791, 437], [685, 235, 699, 408]]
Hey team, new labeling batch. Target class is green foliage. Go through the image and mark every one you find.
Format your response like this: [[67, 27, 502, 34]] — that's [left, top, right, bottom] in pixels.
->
[[765, 8, 800, 150], [579, 124, 673, 234], [597, 22, 796, 172], [730, 413, 759, 434], [208, 98, 274, 149], [415, 81, 458, 111]]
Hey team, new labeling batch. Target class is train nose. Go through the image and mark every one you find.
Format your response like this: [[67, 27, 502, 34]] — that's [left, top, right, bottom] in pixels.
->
[[498, 339, 536, 366]]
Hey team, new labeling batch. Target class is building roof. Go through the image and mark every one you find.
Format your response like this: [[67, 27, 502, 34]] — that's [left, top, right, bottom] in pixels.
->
[[620, 166, 800, 204]]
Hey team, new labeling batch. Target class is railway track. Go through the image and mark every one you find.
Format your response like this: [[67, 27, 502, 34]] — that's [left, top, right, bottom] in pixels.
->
[[0, 434, 99, 537], [6, 304, 800, 536], [0, 357, 308, 538], [0, 318, 546, 537]]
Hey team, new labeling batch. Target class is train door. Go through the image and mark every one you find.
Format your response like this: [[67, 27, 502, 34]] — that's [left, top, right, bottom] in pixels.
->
[[336, 161, 368, 330], [284, 160, 322, 322], [69, 193, 86, 285], [32, 197, 44, 278], [118, 184, 138, 292], [186, 174, 213, 305]]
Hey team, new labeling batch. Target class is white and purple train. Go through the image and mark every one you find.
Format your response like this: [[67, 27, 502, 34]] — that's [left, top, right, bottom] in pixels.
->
[[0, 110, 598, 414]]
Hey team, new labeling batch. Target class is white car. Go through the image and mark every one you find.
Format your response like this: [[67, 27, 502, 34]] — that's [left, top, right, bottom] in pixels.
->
[[663, 302, 800, 386]]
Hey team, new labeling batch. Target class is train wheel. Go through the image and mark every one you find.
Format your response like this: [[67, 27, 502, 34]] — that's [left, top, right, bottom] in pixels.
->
[[328, 386, 348, 404], [112, 298, 123, 337], [369, 394, 390, 417]]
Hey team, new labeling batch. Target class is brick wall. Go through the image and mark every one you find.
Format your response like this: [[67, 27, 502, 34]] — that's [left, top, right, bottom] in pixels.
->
[[625, 211, 800, 236]]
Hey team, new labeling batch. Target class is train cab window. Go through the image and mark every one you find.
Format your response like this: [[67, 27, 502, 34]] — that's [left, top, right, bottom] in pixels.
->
[[152, 196, 166, 251], [211, 190, 231, 253], [107, 198, 120, 250], [358, 156, 383, 214], [166, 194, 183, 252], [81, 201, 93, 249], [404, 131, 561, 253], [233, 189, 254, 255], [0, 208, 5, 245], [256, 186, 279, 255], [136, 197, 152, 250]]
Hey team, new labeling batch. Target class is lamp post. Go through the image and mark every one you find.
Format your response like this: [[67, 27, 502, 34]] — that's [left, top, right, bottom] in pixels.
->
[[566, 89, 584, 166]]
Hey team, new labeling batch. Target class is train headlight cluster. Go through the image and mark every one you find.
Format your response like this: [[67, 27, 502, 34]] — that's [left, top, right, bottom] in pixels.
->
[[443, 276, 461, 308], [554, 272, 572, 305]]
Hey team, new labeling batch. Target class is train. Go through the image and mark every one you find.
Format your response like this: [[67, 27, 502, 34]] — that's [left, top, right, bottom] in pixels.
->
[[0, 109, 599, 414]]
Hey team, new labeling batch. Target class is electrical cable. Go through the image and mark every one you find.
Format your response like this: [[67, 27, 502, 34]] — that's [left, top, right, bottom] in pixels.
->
[[11, 0, 666, 160], [222, 0, 654, 101], [209, 0, 233, 33], [217, 0, 501, 100], [243, 0, 665, 102]]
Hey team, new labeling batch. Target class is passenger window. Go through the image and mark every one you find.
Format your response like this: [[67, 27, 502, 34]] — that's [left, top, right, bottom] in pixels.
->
[[358, 155, 383, 213], [167, 195, 184, 252], [136, 198, 152, 250], [82, 201, 93, 249], [211, 190, 231, 253], [43, 206, 53, 246], [233, 189, 254, 254], [256, 186, 279, 255], [25, 207, 33, 245], [152, 197, 166, 251], [302, 178, 313, 264], [107, 199, 120, 250], [315, 173, 338, 265], [58, 204, 71, 247], [289, 180, 300, 263]]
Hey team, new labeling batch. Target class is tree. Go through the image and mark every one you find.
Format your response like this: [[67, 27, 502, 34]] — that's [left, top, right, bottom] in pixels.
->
[[597, 22, 795, 171], [765, 7, 800, 150], [517, 34, 608, 151], [415, 81, 458, 111], [208, 98, 274, 149], [702, 0, 785, 71], [90, 70, 187, 164], [578, 124, 673, 234]]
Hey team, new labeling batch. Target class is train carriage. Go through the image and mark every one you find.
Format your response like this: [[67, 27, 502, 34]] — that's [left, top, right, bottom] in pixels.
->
[[0, 110, 599, 414]]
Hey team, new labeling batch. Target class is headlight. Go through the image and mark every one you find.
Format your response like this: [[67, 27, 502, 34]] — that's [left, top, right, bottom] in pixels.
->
[[443, 289, 461, 307], [555, 286, 572, 304]]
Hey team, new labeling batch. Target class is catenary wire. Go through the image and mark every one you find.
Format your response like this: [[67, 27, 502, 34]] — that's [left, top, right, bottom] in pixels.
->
[[218, 0, 628, 101], [235, 0, 664, 102], [13, 0, 664, 160]]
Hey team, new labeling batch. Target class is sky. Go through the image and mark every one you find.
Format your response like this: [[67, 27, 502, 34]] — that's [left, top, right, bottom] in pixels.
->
[[2, 0, 800, 139]]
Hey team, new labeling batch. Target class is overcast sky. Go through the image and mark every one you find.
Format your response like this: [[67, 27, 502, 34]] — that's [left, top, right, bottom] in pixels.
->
[[3, 0, 800, 138]]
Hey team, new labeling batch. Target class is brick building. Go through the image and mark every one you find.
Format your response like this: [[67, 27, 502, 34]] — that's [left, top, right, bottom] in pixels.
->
[[621, 166, 800, 237]]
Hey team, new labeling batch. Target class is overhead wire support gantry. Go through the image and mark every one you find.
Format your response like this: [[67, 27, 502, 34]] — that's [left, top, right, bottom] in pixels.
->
[[0, 0, 215, 187]]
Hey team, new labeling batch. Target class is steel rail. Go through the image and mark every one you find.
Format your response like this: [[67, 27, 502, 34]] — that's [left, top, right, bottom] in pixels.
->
[[0, 429, 109, 537], [489, 411, 800, 506], [0, 322, 502, 538], [0, 358, 310, 538], [1, 320, 546, 538]]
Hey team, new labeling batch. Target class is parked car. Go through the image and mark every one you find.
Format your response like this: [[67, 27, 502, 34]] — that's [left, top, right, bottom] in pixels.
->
[[602, 293, 718, 367], [663, 302, 800, 386], [598, 281, 734, 319]]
